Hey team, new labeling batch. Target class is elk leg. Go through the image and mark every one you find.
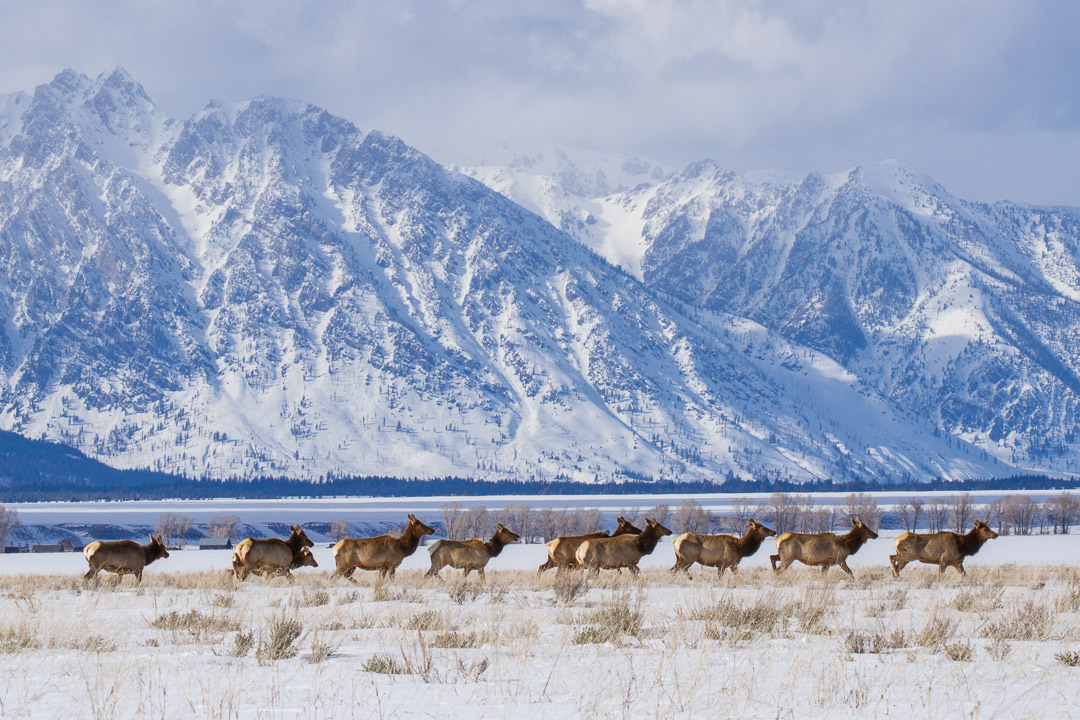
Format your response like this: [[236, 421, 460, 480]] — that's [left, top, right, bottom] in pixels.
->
[[84, 565, 100, 581], [135, 569, 143, 584], [477, 568, 485, 581], [888, 554, 900, 577], [627, 564, 640, 576], [769, 554, 781, 572], [938, 562, 947, 575], [820, 565, 829, 575], [463, 567, 472, 577], [956, 561, 966, 576], [838, 560, 853, 578], [538, 558, 554, 574]]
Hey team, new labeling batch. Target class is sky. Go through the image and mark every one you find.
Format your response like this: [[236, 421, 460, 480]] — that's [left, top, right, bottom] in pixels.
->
[[1, 0, 1078, 205]]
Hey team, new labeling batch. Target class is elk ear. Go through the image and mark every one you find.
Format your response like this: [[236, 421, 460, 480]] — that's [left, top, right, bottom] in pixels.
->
[[408, 513, 415, 521], [149, 534, 155, 543]]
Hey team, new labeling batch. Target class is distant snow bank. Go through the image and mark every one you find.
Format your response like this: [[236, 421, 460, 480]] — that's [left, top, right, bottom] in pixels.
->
[[1, 532, 1075, 577]]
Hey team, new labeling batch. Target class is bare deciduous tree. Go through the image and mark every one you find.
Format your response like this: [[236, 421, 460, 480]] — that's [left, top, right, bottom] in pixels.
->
[[672, 499, 709, 533], [925, 500, 949, 533], [766, 493, 800, 534], [501, 504, 535, 542], [843, 493, 881, 530], [533, 508, 564, 542], [462, 506, 493, 539], [1045, 492, 1080, 534], [206, 514, 240, 540], [948, 493, 977, 533], [897, 499, 924, 532], [647, 504, 670, 526], [329, 518, 352, 542], [0, 505, 21, 549], [986, 498, 1008, 534], [156, 512, 193, 548], [441, 502, 468, 540], [1000, 495, 1040, 535]]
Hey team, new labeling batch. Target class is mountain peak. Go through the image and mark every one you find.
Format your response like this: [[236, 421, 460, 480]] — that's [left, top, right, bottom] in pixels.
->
[[47, 68, 91, 98]]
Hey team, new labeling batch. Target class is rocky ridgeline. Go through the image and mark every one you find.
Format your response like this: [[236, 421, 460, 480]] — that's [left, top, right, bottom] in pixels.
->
[[0, 69, 1070, 485]]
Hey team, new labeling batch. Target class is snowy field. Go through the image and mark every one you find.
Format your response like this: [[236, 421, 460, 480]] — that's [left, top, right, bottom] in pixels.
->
[[2, 533, 1080, 718]]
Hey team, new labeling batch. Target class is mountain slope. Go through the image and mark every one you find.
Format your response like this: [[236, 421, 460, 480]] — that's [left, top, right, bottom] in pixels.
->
[[0, 70, 1021, 483], [472, 155, 1080, 473]]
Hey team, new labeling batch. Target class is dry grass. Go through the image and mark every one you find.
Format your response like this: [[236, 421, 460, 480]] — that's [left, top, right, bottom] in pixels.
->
[[432, 630, 486, 648], [2, 562, 1080, 716], [914, 614, 957, 648], [574, 594, 645, 645], [550, 573, 589, 605], [981, 600, 1055, 642], [230, 629, 255, 657], [1056, 650, 1080, 666], [403, 610, 452, 631], [151, 609, 241, 643], [255, 615, 304, 665], [0, 623, 41, 653]]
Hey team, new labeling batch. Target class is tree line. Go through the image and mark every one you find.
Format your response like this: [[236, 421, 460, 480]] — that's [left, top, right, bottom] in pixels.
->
[[2, 491, 1077, 550]]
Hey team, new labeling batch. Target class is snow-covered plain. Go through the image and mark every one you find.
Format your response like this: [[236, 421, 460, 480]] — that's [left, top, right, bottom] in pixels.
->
[[1, 526, 1079, 718]]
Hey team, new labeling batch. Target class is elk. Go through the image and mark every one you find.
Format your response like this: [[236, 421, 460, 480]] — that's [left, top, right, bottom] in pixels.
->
[[83, 534, 170, 584], [332, 514, 435, 580], [231, 524, 314, 580], [426, 522, 520, 580], [769, 517, 878, 577], [890, 519, 999, 576], [538, 516, 642, 573], [246, 546, 319, 579], [575, 517, 672, 575], [672, 518, 776, 576]]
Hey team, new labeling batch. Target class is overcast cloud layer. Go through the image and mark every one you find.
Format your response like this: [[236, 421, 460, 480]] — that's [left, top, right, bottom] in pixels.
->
[[2, 0, 1078, 205]]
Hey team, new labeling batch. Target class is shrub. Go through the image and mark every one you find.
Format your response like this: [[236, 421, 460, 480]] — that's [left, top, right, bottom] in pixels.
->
[[230, 630, 255, 657], [844, 632, 887, 654], [982, 601, 1054, 642], [1056, 650, 1080, 667], [944, 641, 973, 662], [551, 574, 588, 606], [256, 616, 304, 665]]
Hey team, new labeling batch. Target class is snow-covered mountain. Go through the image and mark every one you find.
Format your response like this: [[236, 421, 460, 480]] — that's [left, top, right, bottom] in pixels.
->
[[0, 69, 1051, 484], [468, 154, 1080, 474]]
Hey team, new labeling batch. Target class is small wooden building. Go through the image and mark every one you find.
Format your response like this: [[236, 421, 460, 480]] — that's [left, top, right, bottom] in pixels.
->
[[198, 537, 233, 550], [31, 538, 84, 553]]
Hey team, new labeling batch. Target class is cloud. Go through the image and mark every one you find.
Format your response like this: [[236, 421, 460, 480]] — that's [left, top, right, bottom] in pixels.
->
[[1, 0, 1077, 204]]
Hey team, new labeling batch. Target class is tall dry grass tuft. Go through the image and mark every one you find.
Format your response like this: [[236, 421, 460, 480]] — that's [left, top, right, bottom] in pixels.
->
[[915, 614, 957, 648], [151, 609, 241, 644], [574, 593, 645, 645], [255, 614, 304, 664], [981, 600, 1055, 642], [551, 573, 589, 606]]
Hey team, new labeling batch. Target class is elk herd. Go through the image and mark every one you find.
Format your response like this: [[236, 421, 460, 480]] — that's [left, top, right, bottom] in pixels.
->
[[75, 512, 1006, 586]]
